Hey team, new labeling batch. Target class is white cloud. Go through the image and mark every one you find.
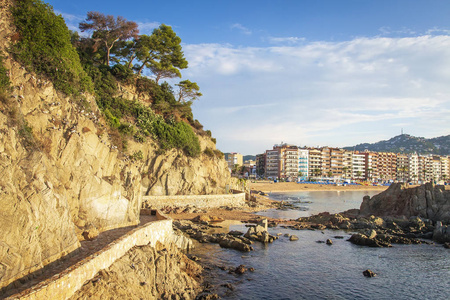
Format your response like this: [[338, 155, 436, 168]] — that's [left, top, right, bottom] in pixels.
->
[[267, 36, 306, 45], [55, 10, 84, 33], [184, 35, 450, 154], [137, 21, 160, 35], [230, 23, 252, 35]]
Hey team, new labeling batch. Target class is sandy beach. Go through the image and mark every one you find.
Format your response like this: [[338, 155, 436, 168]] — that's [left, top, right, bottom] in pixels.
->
[[248, 181, 389, 193], [167, 181, 388, 222]]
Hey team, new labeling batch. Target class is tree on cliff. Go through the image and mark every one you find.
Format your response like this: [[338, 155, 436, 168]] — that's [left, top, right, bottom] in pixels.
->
[[132, 24, 188, 81], [79, 12, 139, 66], [175, 80, 202, 103]]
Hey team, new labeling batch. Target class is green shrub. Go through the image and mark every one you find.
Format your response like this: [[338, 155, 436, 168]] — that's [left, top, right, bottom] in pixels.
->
[[131, 150, 144, 161], [204, 147, 214, 158], [11, 0, 92, 94], [153, 119, 201, 157], [0, 55, 10, 92], [111, 64, 135, 84], [214, 149, 224, 158]]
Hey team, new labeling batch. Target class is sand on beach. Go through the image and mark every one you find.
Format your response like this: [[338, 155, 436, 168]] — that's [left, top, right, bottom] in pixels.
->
[[248, 181, 389, 193], [168, 182, 387, 222]]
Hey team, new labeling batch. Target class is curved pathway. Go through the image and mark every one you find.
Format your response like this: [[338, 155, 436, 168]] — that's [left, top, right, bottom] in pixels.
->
[[2, 215, 157, 299]]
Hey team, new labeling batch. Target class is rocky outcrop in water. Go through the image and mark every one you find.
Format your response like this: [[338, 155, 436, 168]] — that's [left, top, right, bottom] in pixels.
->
[[294, 212, 436, 247], [174, 220, 254, 252], [359, 183, 450, 222], [433, 222, 450, 243]]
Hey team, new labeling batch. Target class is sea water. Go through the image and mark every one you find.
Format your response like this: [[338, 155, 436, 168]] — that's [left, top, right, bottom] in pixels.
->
[[191, 191, 450, 300]]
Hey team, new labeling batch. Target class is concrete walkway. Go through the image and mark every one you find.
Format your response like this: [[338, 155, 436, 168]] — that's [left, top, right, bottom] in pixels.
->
[[1, 215, 158, 299]]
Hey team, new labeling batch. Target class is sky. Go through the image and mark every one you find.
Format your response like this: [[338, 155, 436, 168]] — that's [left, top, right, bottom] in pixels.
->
[[46, 0, 450, 155]]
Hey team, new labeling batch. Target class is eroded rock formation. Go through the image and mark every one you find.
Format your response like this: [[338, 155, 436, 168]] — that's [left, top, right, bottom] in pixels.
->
[[359, 183, 450, 222], [69, 242, 202, 300]]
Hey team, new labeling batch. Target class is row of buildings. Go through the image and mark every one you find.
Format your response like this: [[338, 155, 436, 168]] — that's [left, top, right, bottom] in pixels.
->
[[248, 143, 450, 183]]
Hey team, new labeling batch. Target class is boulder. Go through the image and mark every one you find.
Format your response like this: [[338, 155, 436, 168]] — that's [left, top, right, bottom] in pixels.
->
[[289, 235, 299, 241], [235, 265, 247, 275], [433, 221, 450, 243], [363, 269, 376, 277], [219, 237, 253, 252]]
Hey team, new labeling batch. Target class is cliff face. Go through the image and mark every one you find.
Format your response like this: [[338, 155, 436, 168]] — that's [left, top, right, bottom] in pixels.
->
[[69, 242, 202, 300], [360, 183, 450, 222], [0, 0, 232, 290]]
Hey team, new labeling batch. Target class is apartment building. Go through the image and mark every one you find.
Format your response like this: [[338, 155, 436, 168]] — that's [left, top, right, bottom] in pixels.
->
[[418, 155, 433, 182], [265, 148, 280, 179], [308, 148, 322, 178], [342, 150, 353, 179], [377, 152, 397, 181], [256, 153, 266, 177], [441, 156, 450, 181], [432, 156, 442, 182], [298, 149, 309, 179], [226, 152, 243, 170], [397, 154, 409, 182], [408, 153, 419, 183], [257, 143, 450, 183], [352, 153, 366, 179]]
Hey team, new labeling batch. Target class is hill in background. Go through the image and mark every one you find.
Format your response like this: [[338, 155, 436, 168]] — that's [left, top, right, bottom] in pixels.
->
[[344, 134, 450, 155]]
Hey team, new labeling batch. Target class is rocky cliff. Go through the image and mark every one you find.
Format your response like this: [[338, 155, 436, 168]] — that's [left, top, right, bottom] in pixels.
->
[[360, 183, 450, 222], [69, 242, 202, 300], [0, 0, 233, 291]]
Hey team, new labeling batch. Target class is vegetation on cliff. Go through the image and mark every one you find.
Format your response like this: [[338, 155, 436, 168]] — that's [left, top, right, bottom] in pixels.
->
[[9, 0, 209, 157], [10, 0, 92, 95], [0, 55, 10, 93]]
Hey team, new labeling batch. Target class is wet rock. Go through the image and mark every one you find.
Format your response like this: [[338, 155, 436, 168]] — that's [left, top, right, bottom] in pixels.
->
[[189, 255, 201, 262], [244, 220, 277, 243], [348, 233, 390, 248], [326, 239, 333, 245], [196, 293, 220, 300], [289, 235, 299, 241], [363, 269, 376, 277], [221, 283, 234, 291], [235, 265, 247, 275], [433, 221, 450, 243], [219, 237, 253, 252], [228, 230, 244, 236]]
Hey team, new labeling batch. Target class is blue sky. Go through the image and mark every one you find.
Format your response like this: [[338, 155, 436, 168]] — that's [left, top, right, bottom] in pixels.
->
[[46, 0, 450, 155]]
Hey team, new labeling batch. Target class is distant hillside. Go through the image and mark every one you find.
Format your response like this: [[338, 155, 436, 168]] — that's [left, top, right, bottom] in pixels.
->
[[344, 134, 450, 155], [224, 154, 256, 162], [243, 155, 256, 161]]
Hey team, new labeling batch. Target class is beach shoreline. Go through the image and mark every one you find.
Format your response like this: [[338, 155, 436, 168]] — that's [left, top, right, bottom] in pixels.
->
[[167, 181, 387, 223], [248, 180, 389, 193]]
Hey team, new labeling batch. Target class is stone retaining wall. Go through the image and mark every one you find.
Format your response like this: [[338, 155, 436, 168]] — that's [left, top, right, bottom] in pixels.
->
[[7, 212, 180, 300], [142, 192, 246, 209]]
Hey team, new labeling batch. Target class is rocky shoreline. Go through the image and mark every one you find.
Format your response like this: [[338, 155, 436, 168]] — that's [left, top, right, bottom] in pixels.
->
[[166, 183, 450, 298]]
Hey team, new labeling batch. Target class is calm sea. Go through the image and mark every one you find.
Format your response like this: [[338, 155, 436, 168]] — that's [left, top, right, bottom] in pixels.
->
[[191, 191, 450, 300]]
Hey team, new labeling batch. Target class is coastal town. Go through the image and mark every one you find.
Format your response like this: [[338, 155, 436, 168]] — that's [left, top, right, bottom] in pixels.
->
[[226, 143, 450, 184]]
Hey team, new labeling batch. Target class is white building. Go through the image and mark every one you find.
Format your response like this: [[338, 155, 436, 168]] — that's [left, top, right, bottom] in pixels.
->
[[352, 153, 366, 179], [298, 149, 309, 180]]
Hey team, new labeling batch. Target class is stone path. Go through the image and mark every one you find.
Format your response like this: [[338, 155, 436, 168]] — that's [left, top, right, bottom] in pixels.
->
[[2, 215, 158, 298]]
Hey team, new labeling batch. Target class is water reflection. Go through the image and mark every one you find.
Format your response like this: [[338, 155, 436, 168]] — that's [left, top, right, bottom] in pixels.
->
[[257, 190, 380, 219]]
